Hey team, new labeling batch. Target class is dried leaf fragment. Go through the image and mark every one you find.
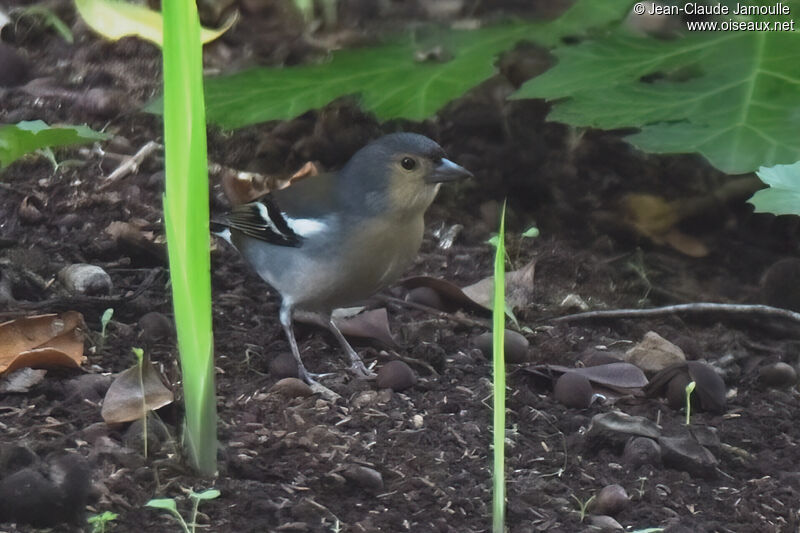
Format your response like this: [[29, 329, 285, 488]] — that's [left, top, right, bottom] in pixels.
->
[[101, 360, 173, 424], [0, 312, 86, 374]]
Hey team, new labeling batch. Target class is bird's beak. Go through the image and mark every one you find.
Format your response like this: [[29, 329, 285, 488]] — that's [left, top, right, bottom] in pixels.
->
[[427, 158, 473, 183]]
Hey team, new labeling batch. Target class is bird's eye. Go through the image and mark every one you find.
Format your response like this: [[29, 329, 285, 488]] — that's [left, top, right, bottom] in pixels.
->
[[401, 157, 416, 170]]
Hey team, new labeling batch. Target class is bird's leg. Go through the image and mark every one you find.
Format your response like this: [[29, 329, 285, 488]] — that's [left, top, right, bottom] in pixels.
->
[[326, 316, 376, 379], [279, 302, 313, 382], [279, 303, 340, 400]]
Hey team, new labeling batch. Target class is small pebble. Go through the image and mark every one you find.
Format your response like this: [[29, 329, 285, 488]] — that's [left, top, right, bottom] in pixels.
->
[[473, 329, 529, 364], [666, 371, 692, 410], [376, 360, 416, 391], [590, 484, 629, 516], [761, 258, 800, 311], [269, 352, 299, 379], [405, 286, 445, 310], [622, 437, 662, 467], [342, 465, 384, 490], [137, 311, 174, 343], [553, 371, 593, 408], [269, 378, 313, 398], [758, 362, 798, 388], [586, 514, 623, 532], [58, 264, 113, 296]]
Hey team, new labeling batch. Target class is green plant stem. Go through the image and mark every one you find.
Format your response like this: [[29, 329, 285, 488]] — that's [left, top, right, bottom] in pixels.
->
[[492, 202, 507, 533], [685, 381, 696, 425], [162, 0, 217, 475]]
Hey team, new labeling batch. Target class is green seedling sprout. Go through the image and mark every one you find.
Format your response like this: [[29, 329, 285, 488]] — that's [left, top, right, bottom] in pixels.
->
[[491, 202, 507, 533], [98, 307, 113, 349], [132, 346, 149, 458], [570, 493, 595, 522], [146, 489, 220, 533], [87, 511, 118, 533], [685, 380, 696, 425]]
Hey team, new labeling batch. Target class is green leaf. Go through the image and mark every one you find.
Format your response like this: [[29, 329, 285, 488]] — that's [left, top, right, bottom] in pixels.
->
[[521, 226, 539, 238], [87, 511, 118, 524], [513, 29, 800, 174], [131, 346, 144, 363], [191, 489, 221, 500], [146, 0, 633, 128], [749, 161, 800, 215], [162, 0, 217, 476], [0, 121, 108, 170], [145, 498, 178, 512], [74, 0, 236, 47]]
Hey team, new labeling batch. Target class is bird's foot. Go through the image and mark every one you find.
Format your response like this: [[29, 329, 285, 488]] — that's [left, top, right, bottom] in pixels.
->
[[297, 367, 341, 401], [349, 361, 377, 379]]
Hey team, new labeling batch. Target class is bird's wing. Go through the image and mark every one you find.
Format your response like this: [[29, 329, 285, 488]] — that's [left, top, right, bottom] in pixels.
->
[[215, 195, 303, 247], [213, 172, 339, 247]]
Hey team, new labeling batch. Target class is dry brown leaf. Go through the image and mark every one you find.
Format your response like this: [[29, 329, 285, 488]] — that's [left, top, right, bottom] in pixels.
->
[[219, 161, 320, 205], [105, 220, 165, 262], [334, 308, 400, 349], [620, 193, 679, 243], [619, 193, 709, 257], [663, 228, 710, 258], [0, 312, 86, 374], [461, 260, 536, 312], [401, 276, 491, 314], [101, 360, 174, 424]]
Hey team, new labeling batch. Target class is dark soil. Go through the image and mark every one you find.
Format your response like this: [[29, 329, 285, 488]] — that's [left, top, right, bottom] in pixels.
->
[[2, 2, 800, 532]]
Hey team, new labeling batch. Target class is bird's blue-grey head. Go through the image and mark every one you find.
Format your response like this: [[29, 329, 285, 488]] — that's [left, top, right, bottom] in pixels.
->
[[339, 133, 472, 216]]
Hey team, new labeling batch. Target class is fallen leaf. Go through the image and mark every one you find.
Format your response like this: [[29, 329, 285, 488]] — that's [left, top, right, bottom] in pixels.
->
[[74, 0, 237, 47], [523, 362, 648, 393], [663, 228, 710, 258], [0, 312, 86, 374], [333, 308, 400, 349], [105, 220, 166, 263], [401, 261, 536, 315], [461, 260, 536, 312], [220, 161, 319, 205], [619, 193, 709, 257], [401, 276, 491, 314], [101, 359, 174, 424]]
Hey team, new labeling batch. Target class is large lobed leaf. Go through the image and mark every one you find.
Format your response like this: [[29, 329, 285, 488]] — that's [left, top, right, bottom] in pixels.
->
[[0, 120, 108, 169], [749, 161, 800, 215], [513, 29, 800, 174], [173, 0, 634, 128]]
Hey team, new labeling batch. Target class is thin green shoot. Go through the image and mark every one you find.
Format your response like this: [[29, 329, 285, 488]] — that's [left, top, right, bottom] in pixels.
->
[[98, 307, 113, 349], [87, 510, 118, 533], [188, 489, 220, 531], [146, 489, 220, 533], [146, 498, 189, 533], [132, 346, 148, 458], [161, 0, 217, 475], [685, 380, 696, 425], [491, 202, 507, 533], [570, 493, 595, 522]]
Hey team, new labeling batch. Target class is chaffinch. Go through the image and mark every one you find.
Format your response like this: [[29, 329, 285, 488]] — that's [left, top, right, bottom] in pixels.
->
[[213, 133, 472, 384]]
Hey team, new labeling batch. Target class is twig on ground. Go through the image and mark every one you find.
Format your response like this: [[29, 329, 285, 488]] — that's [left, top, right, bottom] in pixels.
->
[[550, 302, 800, 325], [100, 141, 162, 188]]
